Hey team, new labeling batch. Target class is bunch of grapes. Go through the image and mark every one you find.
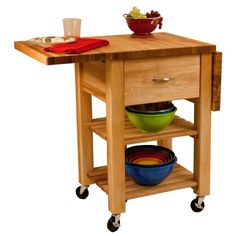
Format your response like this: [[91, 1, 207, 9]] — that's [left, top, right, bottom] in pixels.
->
[[146, 10, 161, 18], [146, 10, 163, 29], [128, 7, 147, 19]]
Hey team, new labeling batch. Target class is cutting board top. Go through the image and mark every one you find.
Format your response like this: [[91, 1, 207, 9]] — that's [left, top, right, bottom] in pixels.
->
[[14, 32, 216, 65]]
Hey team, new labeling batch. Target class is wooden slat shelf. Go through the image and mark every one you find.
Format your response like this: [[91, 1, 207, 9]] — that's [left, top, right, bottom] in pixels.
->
[[88, 115, 198, 145], [88, 164, 198, 200]]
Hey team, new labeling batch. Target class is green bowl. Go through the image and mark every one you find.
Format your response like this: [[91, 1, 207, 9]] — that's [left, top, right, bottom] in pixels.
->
[[126, 107, 177, 132]]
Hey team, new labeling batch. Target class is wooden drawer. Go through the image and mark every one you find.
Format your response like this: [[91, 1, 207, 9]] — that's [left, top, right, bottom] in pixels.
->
[[124, 55, 200, 105]]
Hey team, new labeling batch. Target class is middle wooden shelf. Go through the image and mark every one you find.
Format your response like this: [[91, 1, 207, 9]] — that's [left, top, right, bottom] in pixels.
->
[[87, 115, 198, 145]]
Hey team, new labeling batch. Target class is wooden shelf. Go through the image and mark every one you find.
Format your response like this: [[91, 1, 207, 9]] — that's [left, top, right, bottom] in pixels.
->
[[88, 115, 198, 145], [88, 163, 198, 200]]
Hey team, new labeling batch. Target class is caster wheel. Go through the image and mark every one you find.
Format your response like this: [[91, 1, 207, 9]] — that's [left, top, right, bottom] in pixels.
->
[[107, 216, 120, 232], [75, 186, 89, 199], [191, 197, 205, 212]]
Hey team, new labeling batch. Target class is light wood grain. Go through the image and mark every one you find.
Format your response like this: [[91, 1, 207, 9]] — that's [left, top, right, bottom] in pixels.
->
[[78, 55, 202, 106], [105, 60, 126, 214], [124, 55, 200, 105], [194, 54, 212, 196], [75, 63, 94, 185], [211, 52, 222, 111], [81, 61, 106, 102], [158, 139, 172, 149], [89, 115, 198, 145], [87, 164, 197, 200], [14, 33, 216, 65]]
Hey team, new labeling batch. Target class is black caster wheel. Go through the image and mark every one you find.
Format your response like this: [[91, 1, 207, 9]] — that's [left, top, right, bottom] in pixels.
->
[[75, 186, 89, 199], [107, 215, 120, 232], [191, 197, 205, 212]]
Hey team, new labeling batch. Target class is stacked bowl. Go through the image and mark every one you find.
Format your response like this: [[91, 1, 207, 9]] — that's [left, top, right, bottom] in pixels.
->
[[125, 145, 177, 186], [126, 101, 177, 133]]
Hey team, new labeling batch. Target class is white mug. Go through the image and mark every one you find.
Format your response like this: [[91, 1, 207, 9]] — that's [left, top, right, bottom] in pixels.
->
[[63, 18, 81, 37]]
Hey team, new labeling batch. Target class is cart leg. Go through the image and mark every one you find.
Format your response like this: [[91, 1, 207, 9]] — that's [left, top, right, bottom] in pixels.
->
[[75, 63, 94, 186], [158, 138, 172, 149], [105, 60, 126, 214], [193, 54, 212, 196]]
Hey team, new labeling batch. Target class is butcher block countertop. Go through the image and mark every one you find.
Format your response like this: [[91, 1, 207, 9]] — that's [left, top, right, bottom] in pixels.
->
[[14, 32, 216, 65]]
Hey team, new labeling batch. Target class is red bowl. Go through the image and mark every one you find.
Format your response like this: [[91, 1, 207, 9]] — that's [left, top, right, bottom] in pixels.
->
[[124, 14, 162, 35], [127, 152, 170, 163]]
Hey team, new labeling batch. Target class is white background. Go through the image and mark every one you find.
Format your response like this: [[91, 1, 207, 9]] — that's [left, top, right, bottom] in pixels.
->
[[0, 0, 234, 235]]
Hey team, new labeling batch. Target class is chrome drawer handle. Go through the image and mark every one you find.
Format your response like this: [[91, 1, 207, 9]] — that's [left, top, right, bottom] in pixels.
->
[[152, 76, 175, 82]]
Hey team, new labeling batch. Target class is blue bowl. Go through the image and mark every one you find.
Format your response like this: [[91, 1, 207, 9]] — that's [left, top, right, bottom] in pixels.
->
[[125, 145, 177, 185], [126, 157, 177, 186]]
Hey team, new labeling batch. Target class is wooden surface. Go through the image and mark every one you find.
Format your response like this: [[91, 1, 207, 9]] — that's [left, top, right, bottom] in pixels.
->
[[211, 52, 222, 111], [14, 32, 216, 65], [124, 55, 200, 105], [89, 115, 198, 145], [75, 63, 94, 185], [82, 61, 106, 102], [87, 164, 198, 200], [158, 139, 172, 149], [105, 60, 126, 214], [194, 54, 212, 196]]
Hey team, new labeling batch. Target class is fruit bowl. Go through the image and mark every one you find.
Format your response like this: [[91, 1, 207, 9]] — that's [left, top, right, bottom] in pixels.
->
[[123, 14, 162, 35], [125, 145, 177, 186], [123, 7, 163, 35]]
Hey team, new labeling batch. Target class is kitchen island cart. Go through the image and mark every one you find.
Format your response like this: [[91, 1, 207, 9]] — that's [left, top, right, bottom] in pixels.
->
[[15, 32, 222, 232]]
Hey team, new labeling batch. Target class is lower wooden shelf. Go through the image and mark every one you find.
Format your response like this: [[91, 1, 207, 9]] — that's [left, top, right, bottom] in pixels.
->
[[88, 163, 198, 200]]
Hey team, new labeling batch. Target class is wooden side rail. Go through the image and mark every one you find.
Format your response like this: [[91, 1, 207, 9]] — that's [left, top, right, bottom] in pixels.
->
[[211, 51, 222, 111]]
